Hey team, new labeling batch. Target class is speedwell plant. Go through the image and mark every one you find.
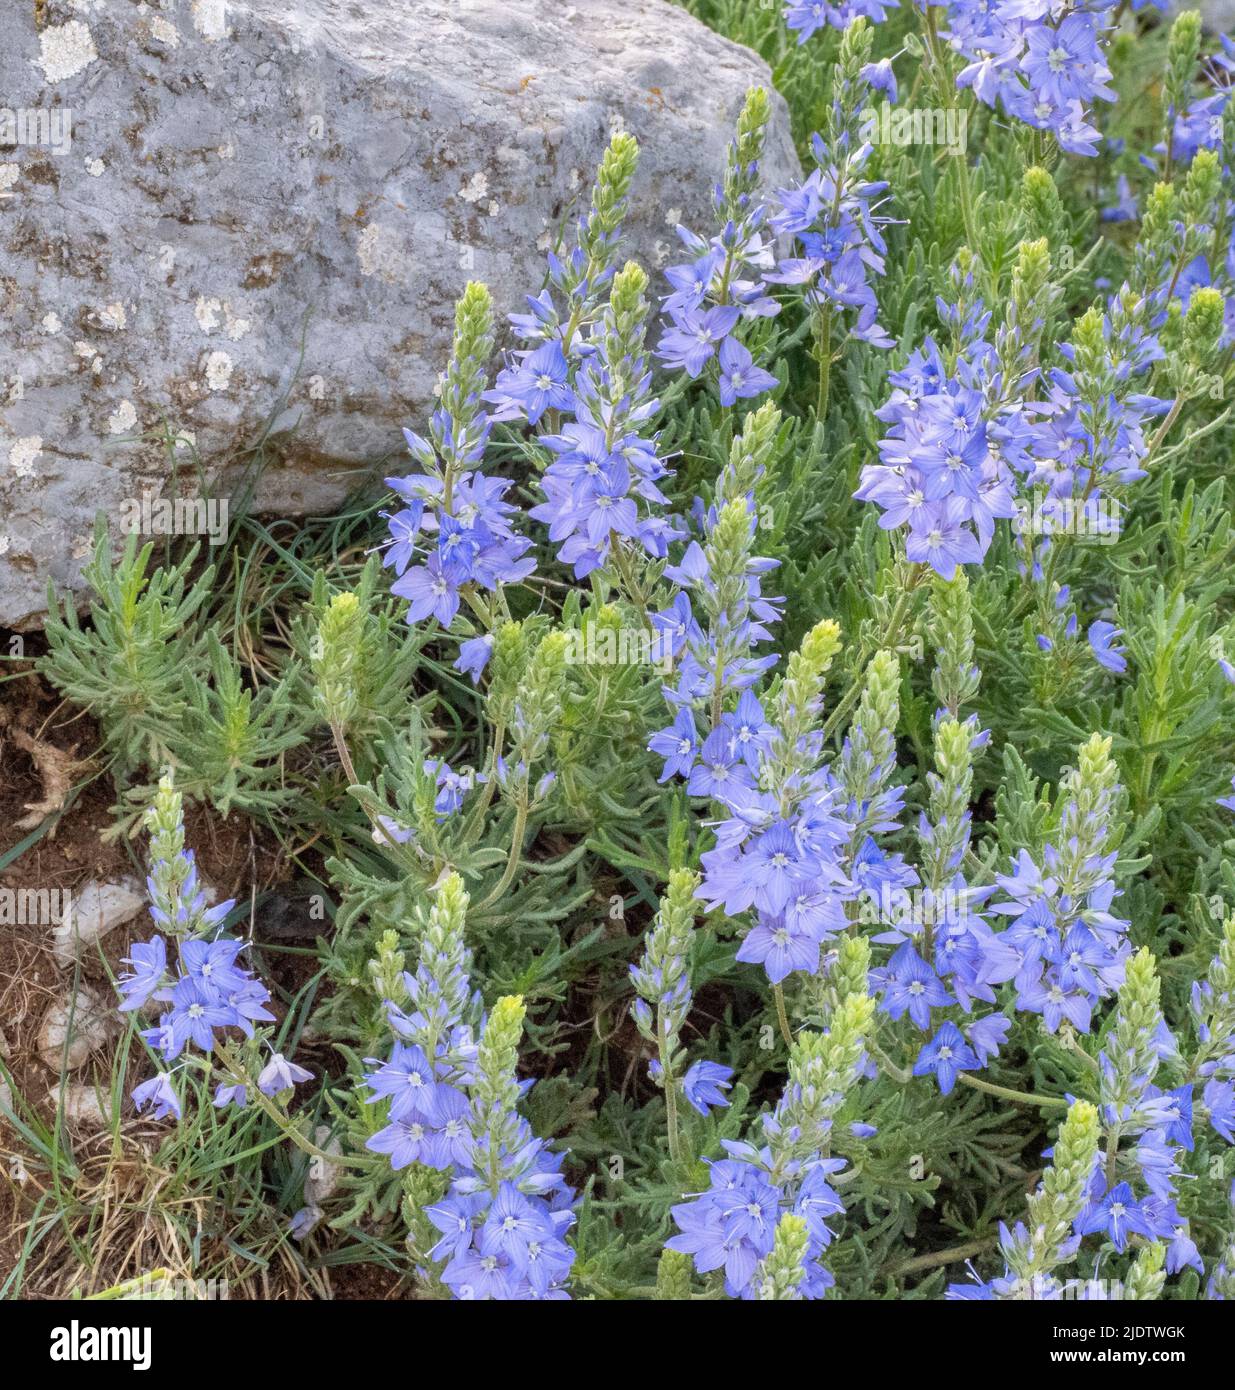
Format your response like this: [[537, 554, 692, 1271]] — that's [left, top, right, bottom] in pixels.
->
[[28, 3, 1235, 1300]]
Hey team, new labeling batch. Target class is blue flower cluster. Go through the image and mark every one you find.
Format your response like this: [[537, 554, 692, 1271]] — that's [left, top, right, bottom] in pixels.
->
[[669, 1153, 845, 1297], [657, 87, 780, 404], [647, 411, 783, 770], [980, 739, 1129, 1036], [1165, 32, 1233, 165], [767, 38, 895, 352], [117, 778, 309, 1120], [526, 264, 682, 577], [856, 259, 1021, 578], [949, 927, 1235, 1298], [694, 680, 859, 985], [384, 284, 534, 678], [784, 0, 898, 45], [363, 876, 576, 1299], [479, 135, 687, 581], [943, 0, 1117, 156], [668, 997, 872, 1298], [858, 239, 1171, 584]]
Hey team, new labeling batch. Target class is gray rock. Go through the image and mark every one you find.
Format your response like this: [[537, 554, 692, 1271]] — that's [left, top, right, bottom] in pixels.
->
[[304, 1125, 344, 1206], [52, 875, 146, 965], [56, 1081, 114, 1128], [0, 0, 799, 628], [37, 981, 115, 1070]]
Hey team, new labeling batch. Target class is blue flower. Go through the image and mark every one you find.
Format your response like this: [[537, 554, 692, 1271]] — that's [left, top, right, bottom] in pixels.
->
[[667, 1161, 780, 1296], [391, 552, 460, 627], [1076, 1181, 1153, 1252], [116, 936, 168, 1012], [362, 1042, 443, 1122], [1088, 620, 1128, 674], [486, 340, 573, 425], [879, 943, 954, 1030], [717, 336, 778, 407], [213, 1082, 247, 1110], [682, 1059, 735, 1115], [289, 1206, 322, 1241], [966, 1013, 1010, 1066], [648, 707, 699, 782], [454, 634, 494, 684], [735, 914, 825, 983], [132, 1072, 181, 1122], [367, 1117, 438, 1170], [913, 1021, 979, 1095], [656, 305, 741, 377], [257, 1052, 313, 1096], [164, 977, 238, 1058]]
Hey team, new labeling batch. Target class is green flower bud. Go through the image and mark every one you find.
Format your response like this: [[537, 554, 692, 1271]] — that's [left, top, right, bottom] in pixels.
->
[[1125, 1241, 1167, 1301], [587, 131, 639, 251], [367, 928, 408, 1006], [510, 630, 568, 770], [757, 1213, 811, 1300], [440, 282, 495, 430], [487, 620, 530, 728], [655, 1247, 695, 1300], [1006, 1100, 1101, 1288], [1181, 148, 1222, 229], [922, 718, 974, 890], [771, 992, 874, 1176], [473, 994, 527, 1129], [1021, 166, 1064, 244], [929, 570, 980, 719], [1053, 733, 1123, 897], [1184, 286, 1225, 364], [1101, 948, 1163, 1116], [145, 771, 191, 912], [1165, 11, 1203, 136], [719, 87, 771, 225], [631, 867, 702, 1053], [311, 590, 365, 730], [842, 647, 901, 804], [1133, 185, 1180, 290]]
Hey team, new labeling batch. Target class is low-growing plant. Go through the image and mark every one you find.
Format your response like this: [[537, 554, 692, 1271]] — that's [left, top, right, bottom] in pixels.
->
[[14, 1, 1235, 1304]]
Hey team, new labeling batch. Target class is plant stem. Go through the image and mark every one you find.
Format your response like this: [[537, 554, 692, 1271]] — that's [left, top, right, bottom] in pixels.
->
[[821, 567, 922, 743], [773, 984, 794, 1047], [479, 795, 529, 909], [956, 1073, 1068, 1109], [815, 307, 833, 421], [923, 7, 980, 256], [886, 1236, 997, 1278], [658, 1012, 683, 1164]]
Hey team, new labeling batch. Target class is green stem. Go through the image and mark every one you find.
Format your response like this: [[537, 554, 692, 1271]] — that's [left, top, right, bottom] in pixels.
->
[[815, 307, 833, 421], [1146, 394, 1185, 461], [956, 1073, 1068, 1109], [773, 984, 794, 1048], [923, 7, 980, 256], [214, 1045, 360, 1167], [821, 568, 922, 743], [658, 1012, 683, 1164], [479, 795, 530, 910]]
